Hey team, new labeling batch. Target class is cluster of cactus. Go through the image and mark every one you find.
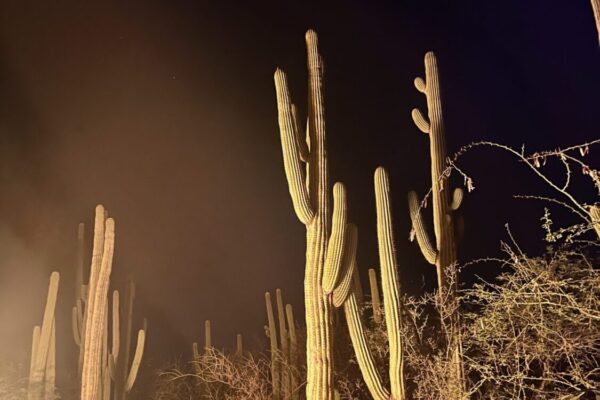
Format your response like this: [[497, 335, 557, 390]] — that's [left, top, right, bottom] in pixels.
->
[[273, 30, 473, 399], [264, 289, 300, 400], [74, 207, 146, 400], [28, 271, 59, 400]]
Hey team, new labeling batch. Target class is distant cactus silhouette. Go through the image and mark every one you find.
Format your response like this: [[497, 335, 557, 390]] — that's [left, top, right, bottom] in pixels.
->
[[28, 271, 59, 400]]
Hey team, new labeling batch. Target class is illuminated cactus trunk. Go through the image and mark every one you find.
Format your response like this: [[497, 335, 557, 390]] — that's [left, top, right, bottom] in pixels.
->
[[81, 205, 115, 400], [27, 271, 60, 400], [275, 30, 352, 400], [28, 271, 60, 400], [409, 52, 465, 398], [337, 169, 406, 400]]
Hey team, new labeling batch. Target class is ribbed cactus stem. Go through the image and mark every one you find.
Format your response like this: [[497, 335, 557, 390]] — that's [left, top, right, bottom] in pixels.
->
[[368, 269, 382, 324], [235, 334, 243, 357], [81, 214, 115, 400], [276, 289, 290, 399], [375, 167, 405, 400], [323, 183, 348, 294], [44, 319, 56, 400], [112, 290, 120, 361], [204, 320, 212, 352], [115, 280, 135, 400], [274, 29, 339, 400], [265, 292, 281, 400], [285, 304, 299, 400], [125, 329, 145, 392], [411, 51, 464, 398], [332, 224, 358, 308], [29, 271, 60, 400], [343, 293, 389, 400], [30, 326, 40, 379]]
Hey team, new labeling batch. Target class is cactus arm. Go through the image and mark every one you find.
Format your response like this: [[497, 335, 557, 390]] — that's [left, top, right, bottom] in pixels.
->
[[352, 267, 364, 305], [323, 182, 348, 294], [451, 188, 464, 211], [275, 289, 290, 398], [235, 334, 243, 357], [274, 69, 315, 225], [414, 77, 426, 93], [81, 216, 115, 400], [375, 167, 405, 400], [44, 318, 56, 400], [29, 272, 60, 400], [408, 191, 438, 265], [343, 293, 390, 400], [204, 320, 212, 352], [125, 329, 145, 392], [72, 306, 81, 346], [30, 326, 40, 379], [291, 103, 310, 162], [285, 304, 299, 400], [112, 290, 120, 362], [332, 224, 358, 308], [411, 108, 430, 134], [368, 268, 382, 323], [265, 292, 281, 400]]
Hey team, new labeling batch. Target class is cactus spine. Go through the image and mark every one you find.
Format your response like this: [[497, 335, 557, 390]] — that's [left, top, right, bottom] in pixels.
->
[[28, 271, 60, 400], [275, 30, 353, 400], [409, 52, 465, 397]]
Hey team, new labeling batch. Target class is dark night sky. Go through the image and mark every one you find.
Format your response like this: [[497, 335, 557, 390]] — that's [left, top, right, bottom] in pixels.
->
[[0, 0, 598, 393]]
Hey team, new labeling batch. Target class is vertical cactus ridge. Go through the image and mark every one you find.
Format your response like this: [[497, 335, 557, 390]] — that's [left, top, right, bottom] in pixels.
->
[[265, 292, 281, 400], [115, 281, 136, 400], [408, 191, 438, 266], [332, 224, 358, 308], [125, 329, 145, 392], [323, 182, 348, 294], [374, 167, 405, 400], [274, 69, 314, 225], [81, 216, 115, 400], [291, 103, 310, 162], [368, 269, 382, 324], [343, 292, 390, 400]]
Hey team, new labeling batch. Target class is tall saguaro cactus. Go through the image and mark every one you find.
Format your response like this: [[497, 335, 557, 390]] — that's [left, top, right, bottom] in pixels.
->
[[337, 168, 406, 400], [409, 51, 465, 397], [81, 205, 115, 400], [274, 30, 352, 399], [28, 271, 60, 400]]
